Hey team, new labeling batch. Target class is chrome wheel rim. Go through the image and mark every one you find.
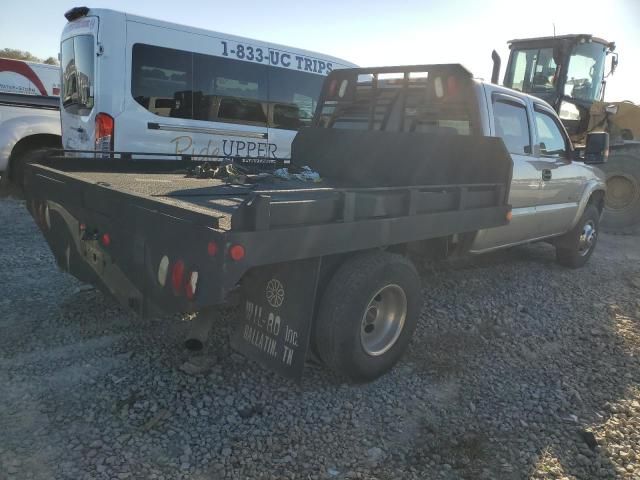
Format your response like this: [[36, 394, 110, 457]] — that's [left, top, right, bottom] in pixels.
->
[[578, 220, 597, 256], [360, 284, 407, 356]]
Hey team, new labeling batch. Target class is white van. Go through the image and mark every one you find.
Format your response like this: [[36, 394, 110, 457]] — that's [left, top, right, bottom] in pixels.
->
[[60, 7, 356, 160]]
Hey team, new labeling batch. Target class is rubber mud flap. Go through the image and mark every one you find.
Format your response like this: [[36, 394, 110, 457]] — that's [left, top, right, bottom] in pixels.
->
[[231, 257, 322, 381]]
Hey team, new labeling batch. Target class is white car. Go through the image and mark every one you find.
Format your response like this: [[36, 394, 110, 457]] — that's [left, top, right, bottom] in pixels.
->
[[0, 58, 62, 189]]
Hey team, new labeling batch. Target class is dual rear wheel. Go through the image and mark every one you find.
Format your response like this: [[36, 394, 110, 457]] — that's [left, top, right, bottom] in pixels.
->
[[313, 252, 421, 382]]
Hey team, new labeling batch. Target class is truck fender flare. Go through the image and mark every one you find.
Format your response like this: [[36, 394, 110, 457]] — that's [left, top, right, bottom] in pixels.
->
[[569, 179, 606, 230]]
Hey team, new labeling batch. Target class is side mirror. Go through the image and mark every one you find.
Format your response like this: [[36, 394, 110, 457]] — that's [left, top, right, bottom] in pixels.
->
[[611, 53, 619, 75], [584, 132, 609, 164]]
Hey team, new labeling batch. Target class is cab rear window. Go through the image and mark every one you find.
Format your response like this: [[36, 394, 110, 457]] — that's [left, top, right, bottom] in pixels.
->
[[316, 70, 476, 135]]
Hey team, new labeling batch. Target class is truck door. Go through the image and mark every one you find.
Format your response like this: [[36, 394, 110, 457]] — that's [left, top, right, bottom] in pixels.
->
[[531, 104, 582, 236], [471, 92, 542, 252]]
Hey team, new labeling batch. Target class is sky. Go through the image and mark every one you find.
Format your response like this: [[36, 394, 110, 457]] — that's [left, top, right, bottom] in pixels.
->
[[1, 0, 638, 103]]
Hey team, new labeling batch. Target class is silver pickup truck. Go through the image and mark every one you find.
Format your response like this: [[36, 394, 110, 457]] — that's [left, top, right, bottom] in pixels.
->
[[469, 82, 606, 268], [23, 64, 608, 382]]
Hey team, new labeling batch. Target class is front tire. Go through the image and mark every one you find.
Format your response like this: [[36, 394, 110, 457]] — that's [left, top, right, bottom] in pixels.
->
[[313, 251, 422, 382], [555, 204, 600, 268]]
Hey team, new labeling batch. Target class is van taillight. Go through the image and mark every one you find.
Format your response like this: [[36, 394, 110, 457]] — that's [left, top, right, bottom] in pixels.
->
[[95, 113, 114, 154]]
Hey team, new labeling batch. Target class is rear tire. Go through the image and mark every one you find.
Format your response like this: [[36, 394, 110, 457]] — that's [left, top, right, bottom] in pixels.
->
[[555, 204, 600, 268], [313, 251, 421, 382], [600, 146, 640, 234]]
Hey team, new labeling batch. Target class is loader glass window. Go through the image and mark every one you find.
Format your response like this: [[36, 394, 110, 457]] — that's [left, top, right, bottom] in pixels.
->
[[492, 100, 531, 155], [506, 48, 557, 94], [565, 42, 607, 102]]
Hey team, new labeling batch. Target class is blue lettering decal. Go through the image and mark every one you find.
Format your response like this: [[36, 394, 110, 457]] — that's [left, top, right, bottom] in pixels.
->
[[304, 58, 313, 72], [269, 50, 280, 65], [326, 62, 333, 73], [295, 55, 304, 70], [281, 53, 291, 67], [318, 61, 326, 74], [222, 140, 234, 156], [257, 143, 267, 158]]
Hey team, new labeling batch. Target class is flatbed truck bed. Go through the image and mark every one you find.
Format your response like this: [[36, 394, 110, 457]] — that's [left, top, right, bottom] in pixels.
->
[[24, 64, 514, 381]]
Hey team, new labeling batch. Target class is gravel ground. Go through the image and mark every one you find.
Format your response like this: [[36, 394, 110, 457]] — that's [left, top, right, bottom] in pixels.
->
[[1, 196, 639, 480]]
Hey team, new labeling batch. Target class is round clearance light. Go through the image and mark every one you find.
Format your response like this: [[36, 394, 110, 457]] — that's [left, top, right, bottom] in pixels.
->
[[171, 260, 185, 294], [229, 244, 245, 261], [207, 241, 218, 257], [185, 271, 199, 300], [101, 233, 111, 247], [157, 256, 170, 287]]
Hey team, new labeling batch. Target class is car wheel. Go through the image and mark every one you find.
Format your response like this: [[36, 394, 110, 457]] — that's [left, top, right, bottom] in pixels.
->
[[555, 204, 600, 268], [313, 251, 421, 382]]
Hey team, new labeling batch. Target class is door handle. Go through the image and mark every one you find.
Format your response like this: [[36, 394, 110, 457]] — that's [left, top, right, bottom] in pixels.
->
[[542, 169, 552, 181]]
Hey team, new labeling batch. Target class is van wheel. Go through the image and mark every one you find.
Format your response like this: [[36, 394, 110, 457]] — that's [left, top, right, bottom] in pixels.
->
[[313, 251, 421, 382], [555, 204, 600, 268]]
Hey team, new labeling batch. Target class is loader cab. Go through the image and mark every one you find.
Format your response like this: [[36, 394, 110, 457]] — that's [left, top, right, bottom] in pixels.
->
[[503, 34, 616, 137]]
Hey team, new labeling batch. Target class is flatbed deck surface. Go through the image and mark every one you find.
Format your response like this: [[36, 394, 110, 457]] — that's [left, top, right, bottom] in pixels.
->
[[61, 170, 335, 231]]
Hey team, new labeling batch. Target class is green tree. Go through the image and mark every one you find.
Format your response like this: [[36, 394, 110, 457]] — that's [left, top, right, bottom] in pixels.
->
[[0, 48, 58, 65]]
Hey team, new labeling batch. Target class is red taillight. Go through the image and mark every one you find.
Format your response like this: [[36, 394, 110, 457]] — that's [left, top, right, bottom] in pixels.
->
[[229, 244, 245, 261], [207, 241, 218, 257], [171, 260, 185, 294], [100, 233, 111, 247], [447, 76, 459, 97], [328, 79, 337, 97], [95, 112, 114, 153]]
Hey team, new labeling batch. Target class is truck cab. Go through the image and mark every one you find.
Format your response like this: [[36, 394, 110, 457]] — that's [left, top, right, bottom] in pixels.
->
[[470, 81, 606, 253]]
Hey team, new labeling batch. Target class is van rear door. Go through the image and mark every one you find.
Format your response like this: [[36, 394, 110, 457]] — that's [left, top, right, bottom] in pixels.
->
[[60, 17, 99, 151]]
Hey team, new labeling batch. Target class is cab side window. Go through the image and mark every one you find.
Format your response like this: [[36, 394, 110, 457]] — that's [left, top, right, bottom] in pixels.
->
[[534, 109, 567, 157], [492, 99, 531, 155]]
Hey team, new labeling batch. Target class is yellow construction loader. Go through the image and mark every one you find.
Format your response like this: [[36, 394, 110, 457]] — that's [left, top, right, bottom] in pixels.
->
[[492, 34, 640, 233]]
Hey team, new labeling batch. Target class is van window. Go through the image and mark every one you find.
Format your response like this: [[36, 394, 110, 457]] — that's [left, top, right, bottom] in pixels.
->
[[61, 35, 95, 115], [132, 44, 194, 119], [492, 99, 531, 155], [132, 43, 330, 129], [268, 69, 323, 129], [194, 53, 268, 126]]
